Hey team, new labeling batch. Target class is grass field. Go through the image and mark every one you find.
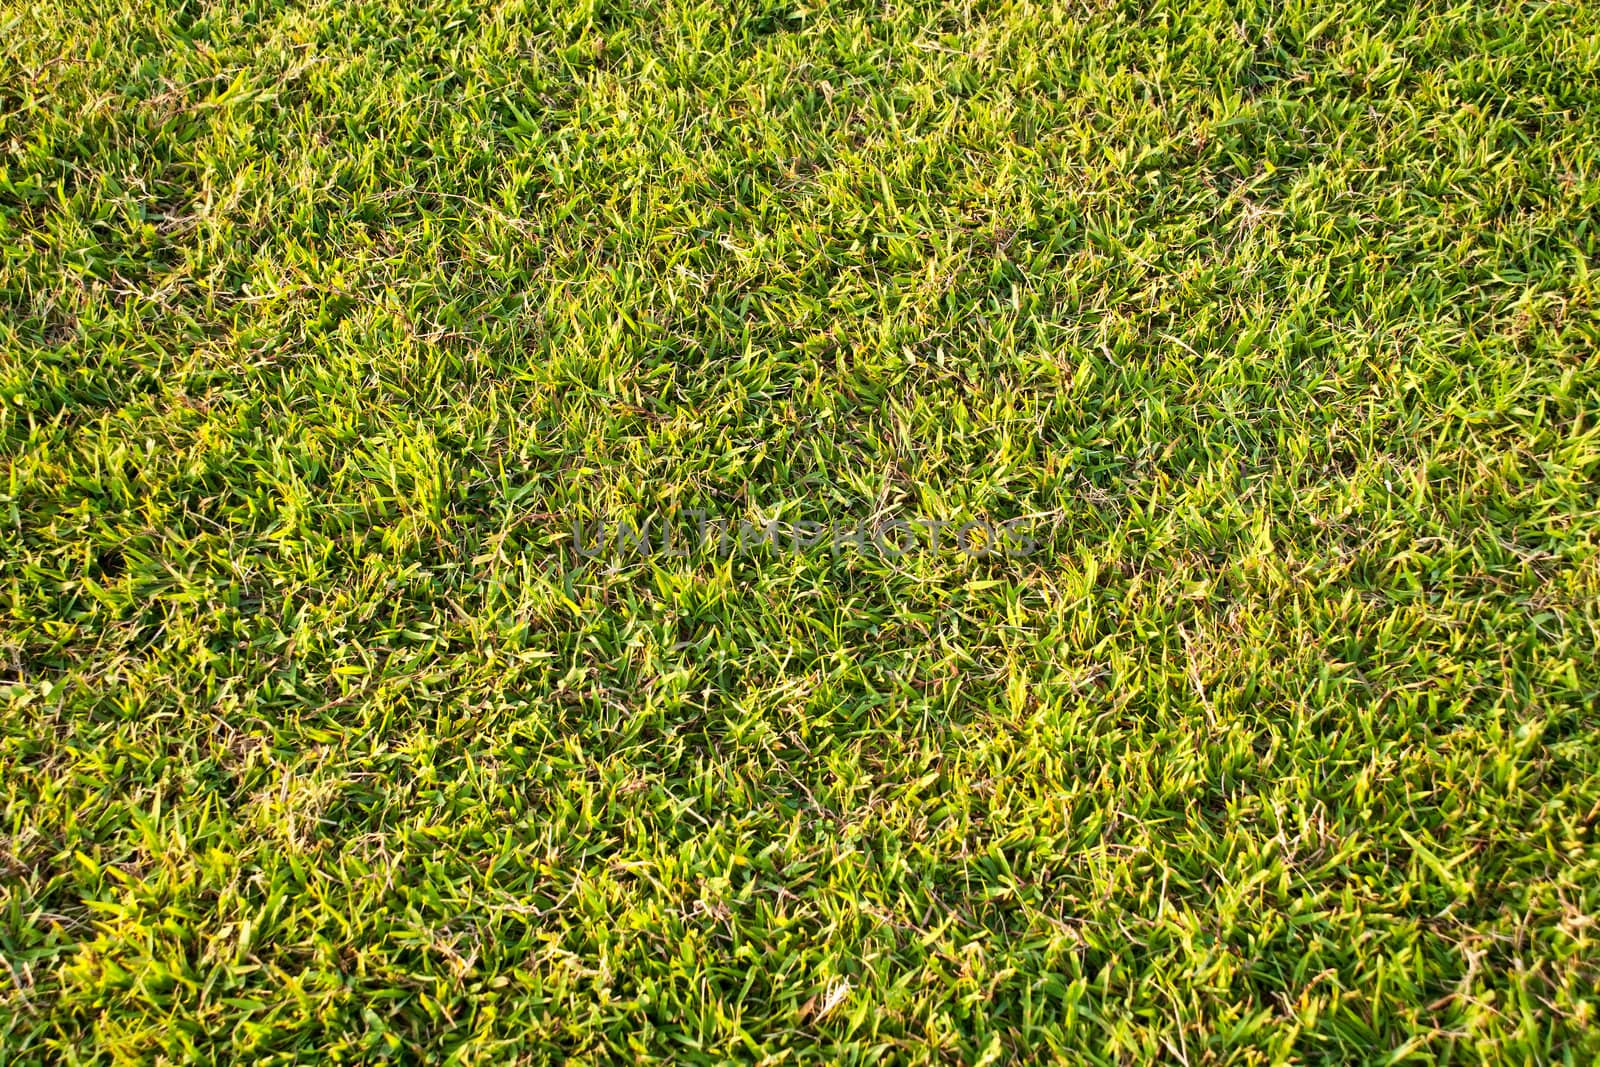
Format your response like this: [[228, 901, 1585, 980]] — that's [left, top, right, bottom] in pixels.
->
[[3, 0, 1599, 1061]]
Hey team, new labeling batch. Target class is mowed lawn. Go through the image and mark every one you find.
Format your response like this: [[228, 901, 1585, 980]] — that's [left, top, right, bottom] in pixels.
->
[[2, 0, 1599, 1061]]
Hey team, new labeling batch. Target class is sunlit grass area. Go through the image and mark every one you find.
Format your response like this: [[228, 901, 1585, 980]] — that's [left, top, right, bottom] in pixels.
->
[[2, 0, 1598, 1061]]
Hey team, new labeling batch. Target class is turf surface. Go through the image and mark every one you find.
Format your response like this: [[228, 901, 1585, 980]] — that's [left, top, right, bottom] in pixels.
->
[[2, 0, 1599, 1061]]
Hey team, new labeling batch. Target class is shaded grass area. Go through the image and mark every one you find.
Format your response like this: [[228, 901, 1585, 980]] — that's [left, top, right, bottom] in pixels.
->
[[2, 0, 1598, 1060]]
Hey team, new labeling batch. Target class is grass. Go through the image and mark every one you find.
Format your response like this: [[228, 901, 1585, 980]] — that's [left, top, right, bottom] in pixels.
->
[[2, 0, 1599, 1061]]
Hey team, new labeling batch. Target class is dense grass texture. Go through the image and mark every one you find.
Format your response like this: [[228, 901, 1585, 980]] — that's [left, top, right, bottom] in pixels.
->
[[3, 0, 1599, 1061]]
